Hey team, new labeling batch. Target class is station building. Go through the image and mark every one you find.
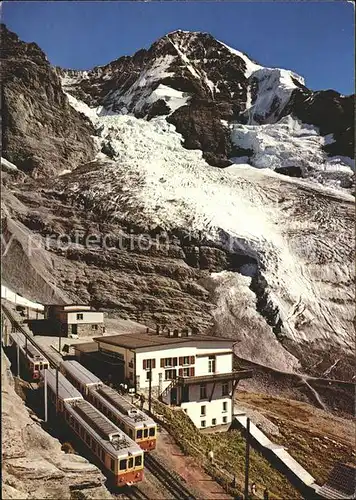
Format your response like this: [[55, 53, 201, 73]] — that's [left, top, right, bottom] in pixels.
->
[[93, 329, 252, 429], [44, 304, 105, 338]]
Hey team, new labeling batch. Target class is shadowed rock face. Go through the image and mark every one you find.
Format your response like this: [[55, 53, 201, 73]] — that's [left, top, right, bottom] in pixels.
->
[[282, 89, 354, 158], [1, 24, 95, 177]]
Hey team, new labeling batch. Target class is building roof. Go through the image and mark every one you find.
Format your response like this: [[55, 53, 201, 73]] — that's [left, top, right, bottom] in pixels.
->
[[93, 332, 234, 350], [44, 303, 90, 308], [73, 342, 99, 353]]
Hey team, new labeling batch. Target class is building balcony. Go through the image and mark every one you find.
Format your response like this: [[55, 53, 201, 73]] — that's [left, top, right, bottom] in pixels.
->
[[175, 369, 253, 386]]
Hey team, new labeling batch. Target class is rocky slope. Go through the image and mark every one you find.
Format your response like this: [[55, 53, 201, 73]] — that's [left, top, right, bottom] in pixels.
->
[[1, 26, 355, 380], [1, 24, 95, 177], [1, 349, 113, 500]]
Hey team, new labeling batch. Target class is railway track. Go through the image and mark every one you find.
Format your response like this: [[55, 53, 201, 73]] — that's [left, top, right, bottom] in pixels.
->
[[123, 486, 149, 500], [1, 304, 59, 368], [145, 454, 198, 500]]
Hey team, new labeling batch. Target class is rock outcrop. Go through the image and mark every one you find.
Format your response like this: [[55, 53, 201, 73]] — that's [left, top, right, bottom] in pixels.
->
[[1, 24, 95, 177], [1, 349, 113, 499]]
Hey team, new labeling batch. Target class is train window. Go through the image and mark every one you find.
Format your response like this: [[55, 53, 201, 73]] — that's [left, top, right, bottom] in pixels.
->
[[35, 364, 39, 371], [149, 427, 155, 437], [101, 450, 105, 462], [119, 459, 127, 471], [128, 429, 133, 438], [128, 458, 134, 469], [75, 422, 79, 432], [80, 428, 84, 438], [86, 434, 91, 446], [135, 455, 142, 467], [143, 429, 148, 438], [110, 459, 115, 472], [136, 430, 143, 439], [92, 442, 97, 454]]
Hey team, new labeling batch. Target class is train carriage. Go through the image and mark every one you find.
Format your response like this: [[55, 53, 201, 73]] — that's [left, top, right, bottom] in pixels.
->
[[42, 368, 144, 486], [61, 360, 157, 451], [8, 329, 49, 380]]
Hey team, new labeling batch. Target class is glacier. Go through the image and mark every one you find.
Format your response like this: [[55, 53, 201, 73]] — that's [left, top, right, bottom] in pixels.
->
[[55, 91, 354, 370]]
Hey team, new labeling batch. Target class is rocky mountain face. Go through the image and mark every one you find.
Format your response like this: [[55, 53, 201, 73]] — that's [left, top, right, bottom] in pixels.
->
[[1, 24, 95, 177], [59, 30, 354, 168], [1, 25, 355, 383]]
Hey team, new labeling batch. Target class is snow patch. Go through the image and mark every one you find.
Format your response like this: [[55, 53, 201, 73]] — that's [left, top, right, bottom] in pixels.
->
[[1, 157, 19, 172], [230, 115, 354, 190]]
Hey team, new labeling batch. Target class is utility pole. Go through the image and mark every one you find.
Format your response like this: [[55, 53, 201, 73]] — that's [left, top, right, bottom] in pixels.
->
[[58, 326, 62, 353], [44, 368, 48, 422], [16, 342, 20, 378], [55, 366, 59, 415], [244, 417, 250, 500], [148, 364, 152, 414]]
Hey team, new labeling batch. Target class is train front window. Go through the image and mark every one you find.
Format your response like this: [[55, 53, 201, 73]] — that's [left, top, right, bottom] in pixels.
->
[[149, 427, 155, 437], [136, 430, 143, 439], [128, 458, 134, 469], [143, 429, 148, 438], [135, 455, 142, 467], [119, 459, 127, 471]]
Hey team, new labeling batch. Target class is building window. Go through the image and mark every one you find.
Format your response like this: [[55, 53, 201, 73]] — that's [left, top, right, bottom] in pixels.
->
[[200, 383, 207, 399], [92, 324, 98, 330], [77, 313, 83, 320], [212, 418, 217, 426], [160, 357, 178, 368], [201, 405, 206, 416], [201, 420, 206, 428], [182, 367, 190, 377], [178, 356, 195, 366], [165, 369, 177, 380], [222, 383, 229, 396], [222, 416, 228, 424], [208, 355, 216, 373], [222, 401, 228, 413], [143, 359, 156, 370]]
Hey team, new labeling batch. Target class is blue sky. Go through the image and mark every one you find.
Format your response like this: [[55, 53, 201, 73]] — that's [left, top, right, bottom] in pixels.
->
[[3, 1, 355, 94]]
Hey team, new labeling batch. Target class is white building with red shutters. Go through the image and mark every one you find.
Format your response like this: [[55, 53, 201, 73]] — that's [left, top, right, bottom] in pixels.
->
[[94, 329, 251, 429]]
